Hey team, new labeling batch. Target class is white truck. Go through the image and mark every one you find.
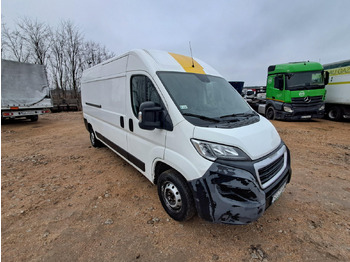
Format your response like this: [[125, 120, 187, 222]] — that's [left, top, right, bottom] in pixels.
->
[[323, 60, 350, 120], [1, 60, 52, 121], [81, 49, 292, 224]]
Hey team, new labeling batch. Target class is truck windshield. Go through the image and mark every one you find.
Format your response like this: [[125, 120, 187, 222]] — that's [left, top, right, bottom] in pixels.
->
[[157, 72, 257, 126], [285, 71, 324, 91]]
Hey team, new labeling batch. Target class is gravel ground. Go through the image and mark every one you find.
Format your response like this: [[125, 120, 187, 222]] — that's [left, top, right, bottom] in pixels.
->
[[1, 112, 350, 261]]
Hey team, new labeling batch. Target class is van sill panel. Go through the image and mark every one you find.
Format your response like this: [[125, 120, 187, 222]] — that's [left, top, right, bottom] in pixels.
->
[[96, 132, 145, 172]]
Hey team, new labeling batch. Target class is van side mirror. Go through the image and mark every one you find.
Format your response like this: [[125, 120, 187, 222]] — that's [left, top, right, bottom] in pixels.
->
[[274, 76, 284, 90], [138, 101, 162, 130], [138, 101, 173, 131]]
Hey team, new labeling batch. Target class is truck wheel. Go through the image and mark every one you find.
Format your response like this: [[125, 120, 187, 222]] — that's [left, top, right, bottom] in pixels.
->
[[29, 115, 38, 122], [327, 106, 343, 121], [266, 106, 276, 120], [89, 128, 103, 147], [157, 169, 196, 221]]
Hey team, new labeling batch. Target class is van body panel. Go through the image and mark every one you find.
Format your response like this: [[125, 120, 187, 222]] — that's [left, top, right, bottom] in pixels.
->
[[127, 49, 222, 77], [193, 117, 281, 160], [83, 55, 128, 82], [125, 71, 167, 180], [163, 120, 212, 181], [82, 69, 128, 153], [144, 49, 185, 73]]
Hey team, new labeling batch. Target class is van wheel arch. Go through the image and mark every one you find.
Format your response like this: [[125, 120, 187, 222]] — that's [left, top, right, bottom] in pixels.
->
[[157, 169, 196, 221], [154, 161, 191, 185]]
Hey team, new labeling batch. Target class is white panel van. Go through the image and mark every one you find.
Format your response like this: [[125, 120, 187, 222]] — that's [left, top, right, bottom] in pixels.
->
[[81, 49, 292, 224]]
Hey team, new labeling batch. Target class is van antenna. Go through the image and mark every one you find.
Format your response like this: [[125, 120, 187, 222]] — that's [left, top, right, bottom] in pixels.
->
[[189, 41, 195, 68]]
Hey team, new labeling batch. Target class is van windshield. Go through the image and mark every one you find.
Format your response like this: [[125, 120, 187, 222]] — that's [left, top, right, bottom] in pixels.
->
[[157, 72, 258, 127]]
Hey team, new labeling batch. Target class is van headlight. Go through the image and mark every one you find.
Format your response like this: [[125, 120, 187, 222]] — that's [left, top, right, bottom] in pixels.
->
[[191, 139, 250, 161], [283, 105, 293, 113]]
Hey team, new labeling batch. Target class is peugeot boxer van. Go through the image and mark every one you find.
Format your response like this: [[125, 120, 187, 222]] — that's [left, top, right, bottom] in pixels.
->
[[81, 49, 291, 225]]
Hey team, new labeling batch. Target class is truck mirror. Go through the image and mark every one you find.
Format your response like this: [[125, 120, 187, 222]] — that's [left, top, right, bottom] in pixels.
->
[[324, 71, 330, 85], [138, 101, 163, 130]]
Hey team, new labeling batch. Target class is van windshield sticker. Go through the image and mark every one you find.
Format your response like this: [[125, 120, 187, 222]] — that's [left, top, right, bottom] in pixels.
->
[[180, 105, 188, 110]]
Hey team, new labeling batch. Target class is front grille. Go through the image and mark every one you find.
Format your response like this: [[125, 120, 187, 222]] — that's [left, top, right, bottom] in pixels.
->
[[258, 155, 284, 185], [291, 96, 323, 107], [254, 145, 287, 189]]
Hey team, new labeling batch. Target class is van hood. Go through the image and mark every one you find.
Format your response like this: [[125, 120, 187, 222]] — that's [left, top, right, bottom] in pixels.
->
[[193, 117, 281, 160]]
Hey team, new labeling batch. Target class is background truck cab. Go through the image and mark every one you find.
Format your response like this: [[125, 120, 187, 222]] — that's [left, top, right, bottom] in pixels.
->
[[258, 62, 328, 120]]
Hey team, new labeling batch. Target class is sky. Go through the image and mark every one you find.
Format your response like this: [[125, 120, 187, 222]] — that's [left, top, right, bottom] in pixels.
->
[[2, 0, 350, 86]]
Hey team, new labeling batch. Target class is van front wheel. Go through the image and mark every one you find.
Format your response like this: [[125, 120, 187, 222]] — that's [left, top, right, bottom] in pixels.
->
[[157, 170, 196, 221]]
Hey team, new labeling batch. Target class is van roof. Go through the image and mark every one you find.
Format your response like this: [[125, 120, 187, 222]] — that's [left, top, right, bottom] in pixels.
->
[[98, 49, 222, 77]]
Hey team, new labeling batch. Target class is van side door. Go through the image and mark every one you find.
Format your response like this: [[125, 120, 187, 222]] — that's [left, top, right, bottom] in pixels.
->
[[125, 73, 167, 181]]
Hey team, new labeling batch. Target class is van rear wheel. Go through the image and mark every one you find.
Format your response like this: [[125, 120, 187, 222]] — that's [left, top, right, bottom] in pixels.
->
[[157, 170, 196, 221], [89, 128, 103, 147]]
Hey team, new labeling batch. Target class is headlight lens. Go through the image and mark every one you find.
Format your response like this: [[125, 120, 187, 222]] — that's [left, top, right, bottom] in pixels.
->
[[319, 104, 325, 111], [191, 139, 250, 161], [283, 105, 293, 113]]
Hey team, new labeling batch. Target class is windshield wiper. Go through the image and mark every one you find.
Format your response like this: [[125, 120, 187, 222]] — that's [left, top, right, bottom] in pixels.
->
[[182, 113, 220, 123], [219, 112, 256, 119]]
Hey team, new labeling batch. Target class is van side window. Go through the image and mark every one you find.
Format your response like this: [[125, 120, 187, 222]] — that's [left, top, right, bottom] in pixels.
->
[[131, 75, 162, 116]]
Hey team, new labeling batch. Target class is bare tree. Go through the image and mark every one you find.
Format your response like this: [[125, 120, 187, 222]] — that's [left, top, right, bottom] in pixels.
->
[[62, 21, 84, 99], [1, 24, 30, 62], [83, 41, 115, 68], [2, 17, 116, 110], [49, 23, 68, 97], [17, 17, 52, 65]]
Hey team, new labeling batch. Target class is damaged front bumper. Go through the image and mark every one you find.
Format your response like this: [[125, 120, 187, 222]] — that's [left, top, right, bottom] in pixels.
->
[[189, 144, 292, 225]]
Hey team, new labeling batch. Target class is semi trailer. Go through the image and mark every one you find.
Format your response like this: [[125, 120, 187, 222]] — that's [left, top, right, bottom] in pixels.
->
[[323, 60, 350, 120], [1, 60, 52, 121]]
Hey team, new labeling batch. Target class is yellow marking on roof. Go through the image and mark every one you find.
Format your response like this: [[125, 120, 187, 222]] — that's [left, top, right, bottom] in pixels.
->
[[169, 53, 205, 74]]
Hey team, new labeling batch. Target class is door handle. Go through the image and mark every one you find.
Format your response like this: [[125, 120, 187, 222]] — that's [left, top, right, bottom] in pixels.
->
[[129, 119, 134, 132]]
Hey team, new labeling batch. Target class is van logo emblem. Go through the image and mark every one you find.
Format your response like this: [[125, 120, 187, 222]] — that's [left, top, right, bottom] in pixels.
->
[[304, 96, 311, 103], [299, 91, 305, 97]]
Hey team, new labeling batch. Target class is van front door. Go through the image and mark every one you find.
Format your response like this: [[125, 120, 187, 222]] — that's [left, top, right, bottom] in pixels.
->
[[126, 73, 167, 181]]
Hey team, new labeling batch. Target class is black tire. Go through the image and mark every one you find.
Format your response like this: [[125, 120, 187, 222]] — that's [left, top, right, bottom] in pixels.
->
[[157, 169, 196, 221], [266, 106, 276, 120], [89, 127, 103, 147], [327, 106, 343, 121], [29, 115, 39, 122]]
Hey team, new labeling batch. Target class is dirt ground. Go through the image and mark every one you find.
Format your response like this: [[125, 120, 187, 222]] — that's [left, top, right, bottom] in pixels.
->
[[1, 112, 350, 262]]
